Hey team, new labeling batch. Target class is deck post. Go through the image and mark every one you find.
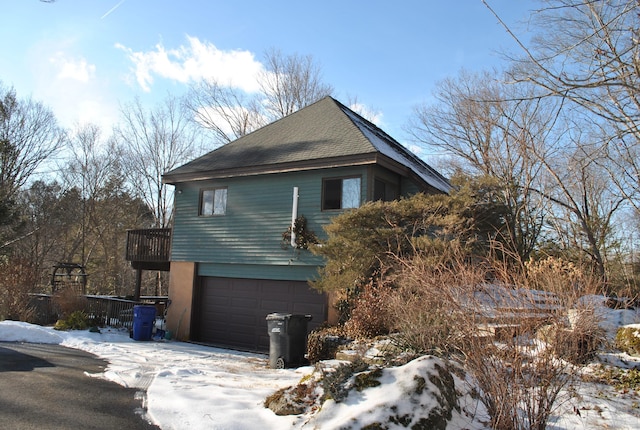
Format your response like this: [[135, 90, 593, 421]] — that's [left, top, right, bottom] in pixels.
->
[[134, 269, 142, 301]]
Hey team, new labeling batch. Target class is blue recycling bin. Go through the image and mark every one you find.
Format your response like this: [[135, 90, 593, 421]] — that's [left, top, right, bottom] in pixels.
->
[[132, 305, 156, 341]]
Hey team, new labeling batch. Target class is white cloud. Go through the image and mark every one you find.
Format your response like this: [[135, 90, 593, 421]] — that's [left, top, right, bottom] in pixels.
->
[[40, 52, 118, 130], [349, 102, 383, 126], [46, 81, 118, 132], [27, 47, 118, 132], [50, 53, 96, 83], [116, 36, 264, 93]]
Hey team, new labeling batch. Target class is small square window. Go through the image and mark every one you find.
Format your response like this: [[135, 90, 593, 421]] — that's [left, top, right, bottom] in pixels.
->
[[200, 188, 227, 216], [322, 177, 361, 210]]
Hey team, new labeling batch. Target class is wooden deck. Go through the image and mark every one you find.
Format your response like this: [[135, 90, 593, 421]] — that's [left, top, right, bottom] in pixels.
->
[[125, 228, 171, 271]]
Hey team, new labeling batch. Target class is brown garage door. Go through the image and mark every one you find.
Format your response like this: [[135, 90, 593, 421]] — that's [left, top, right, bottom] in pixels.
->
[[193, 277, 327, 352]]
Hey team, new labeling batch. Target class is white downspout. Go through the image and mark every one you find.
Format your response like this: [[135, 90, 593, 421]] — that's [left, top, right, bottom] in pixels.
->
[[291, 187, 299, 248]]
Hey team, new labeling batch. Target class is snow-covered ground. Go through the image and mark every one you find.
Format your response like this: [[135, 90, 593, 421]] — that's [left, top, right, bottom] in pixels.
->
[[1, 315, 639, 429]]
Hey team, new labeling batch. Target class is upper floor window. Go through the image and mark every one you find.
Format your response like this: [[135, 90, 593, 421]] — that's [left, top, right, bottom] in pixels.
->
[[374, 178, 398, 202], [200, 187, 227, 216], [322, 177, 361, 210]]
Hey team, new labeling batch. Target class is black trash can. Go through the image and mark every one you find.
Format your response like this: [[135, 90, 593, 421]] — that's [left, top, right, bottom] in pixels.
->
[[266, 313, 312, 369]]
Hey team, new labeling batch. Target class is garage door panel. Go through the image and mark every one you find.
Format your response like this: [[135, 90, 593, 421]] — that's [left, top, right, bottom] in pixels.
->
[[232, 284, 259, 295], [259, 299, 289, 312], [207, 304, 232, 314], [194, 277, 327, 352], [231, 297, 258, 308], [262, 288, 292, 297]]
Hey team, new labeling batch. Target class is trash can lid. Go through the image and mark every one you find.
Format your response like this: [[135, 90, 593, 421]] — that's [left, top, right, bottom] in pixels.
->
[[266, 312, 292, 320], [288, 314, 313, 321]]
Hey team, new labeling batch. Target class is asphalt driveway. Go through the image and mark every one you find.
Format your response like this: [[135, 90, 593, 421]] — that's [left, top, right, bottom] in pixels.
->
[[0, 342, 160, 430]]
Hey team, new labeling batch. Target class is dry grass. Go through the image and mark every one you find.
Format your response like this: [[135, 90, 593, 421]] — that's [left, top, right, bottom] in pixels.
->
[[381, 247, 607, 430]]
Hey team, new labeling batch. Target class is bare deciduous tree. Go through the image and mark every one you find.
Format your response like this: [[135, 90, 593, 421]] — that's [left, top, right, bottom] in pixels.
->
[[185, 80, 265, 144], [408, 70, 549, 262], [486, 0, 640, 212], [114, 95, 202, 228], [62, 124, 122, 265], [52, 124, 158, 295], [185, 50, 333, 146], [258, 48, 334, 120], [0, 82, 65, 250], [63, 124, 120, 205], [0, 82, 65, 209], [532, 124, 625, 279], [14, 181, 81, 287]]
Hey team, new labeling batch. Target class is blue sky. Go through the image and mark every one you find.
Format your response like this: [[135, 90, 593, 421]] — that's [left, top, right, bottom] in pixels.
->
[[0, 0, 534, 144]]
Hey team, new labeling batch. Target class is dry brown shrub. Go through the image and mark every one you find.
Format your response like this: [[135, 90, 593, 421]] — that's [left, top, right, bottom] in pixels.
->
[[384, 247, 607, 430], [0, 258, 38, 321], [524, 256, 607, 364], [344, 280, 394, 339], [386, 253, 482, 355], [615, 326, 640, 356], [53, 287, 88, 319], [525, 256, 604, 303]]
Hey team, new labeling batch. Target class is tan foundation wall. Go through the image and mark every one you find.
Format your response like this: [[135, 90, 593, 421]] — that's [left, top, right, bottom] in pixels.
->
[[166, 261, 196, 341]]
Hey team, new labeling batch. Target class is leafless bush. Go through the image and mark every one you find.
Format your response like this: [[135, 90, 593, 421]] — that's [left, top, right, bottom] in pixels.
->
[[0, 258, 38, 321], [384, 248, 605, 430], [524, 256, 604, 305], [53, 286, 88, 319], [344, 280, 394, 339], [386, 253, 482, 355], [525, 257, 607, 364]]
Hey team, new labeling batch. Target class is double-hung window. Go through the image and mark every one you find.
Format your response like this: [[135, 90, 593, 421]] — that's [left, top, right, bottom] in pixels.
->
[[200, 187, 227, 216], [322, 177, 361, 210]]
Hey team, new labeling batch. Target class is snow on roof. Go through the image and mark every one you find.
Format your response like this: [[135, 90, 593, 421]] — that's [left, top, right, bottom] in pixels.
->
[[343, 107, 452, 194]]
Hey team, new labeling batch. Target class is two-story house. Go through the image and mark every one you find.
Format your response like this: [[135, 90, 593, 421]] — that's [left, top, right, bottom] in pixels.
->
[[161, 96, 450, 352]]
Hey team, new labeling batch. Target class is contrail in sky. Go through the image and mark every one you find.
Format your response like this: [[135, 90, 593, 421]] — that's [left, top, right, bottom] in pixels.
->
[[101, 0, 126, 19]]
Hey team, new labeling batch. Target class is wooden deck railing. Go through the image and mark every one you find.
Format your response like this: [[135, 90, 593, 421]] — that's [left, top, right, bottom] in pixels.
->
[[126, 228, 172, 263], [28, 294, 169, 328]]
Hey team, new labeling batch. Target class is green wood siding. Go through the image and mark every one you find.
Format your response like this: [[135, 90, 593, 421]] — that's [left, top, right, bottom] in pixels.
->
[[400, 177, 422, 196], [170, 167, 368, 278], [197, 263, 318, 282]]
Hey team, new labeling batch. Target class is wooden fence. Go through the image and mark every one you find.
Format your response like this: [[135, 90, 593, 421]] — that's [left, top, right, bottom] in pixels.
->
[[29, 294, 169, 328]]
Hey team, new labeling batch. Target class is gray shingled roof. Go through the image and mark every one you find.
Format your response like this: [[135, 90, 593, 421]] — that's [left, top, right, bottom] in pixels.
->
[[163, 96, 450, 193]]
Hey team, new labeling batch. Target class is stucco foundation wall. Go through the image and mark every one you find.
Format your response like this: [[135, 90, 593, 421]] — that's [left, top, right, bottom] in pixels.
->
[[166, 261, 196, 341], [327, 291, 340, 325]]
